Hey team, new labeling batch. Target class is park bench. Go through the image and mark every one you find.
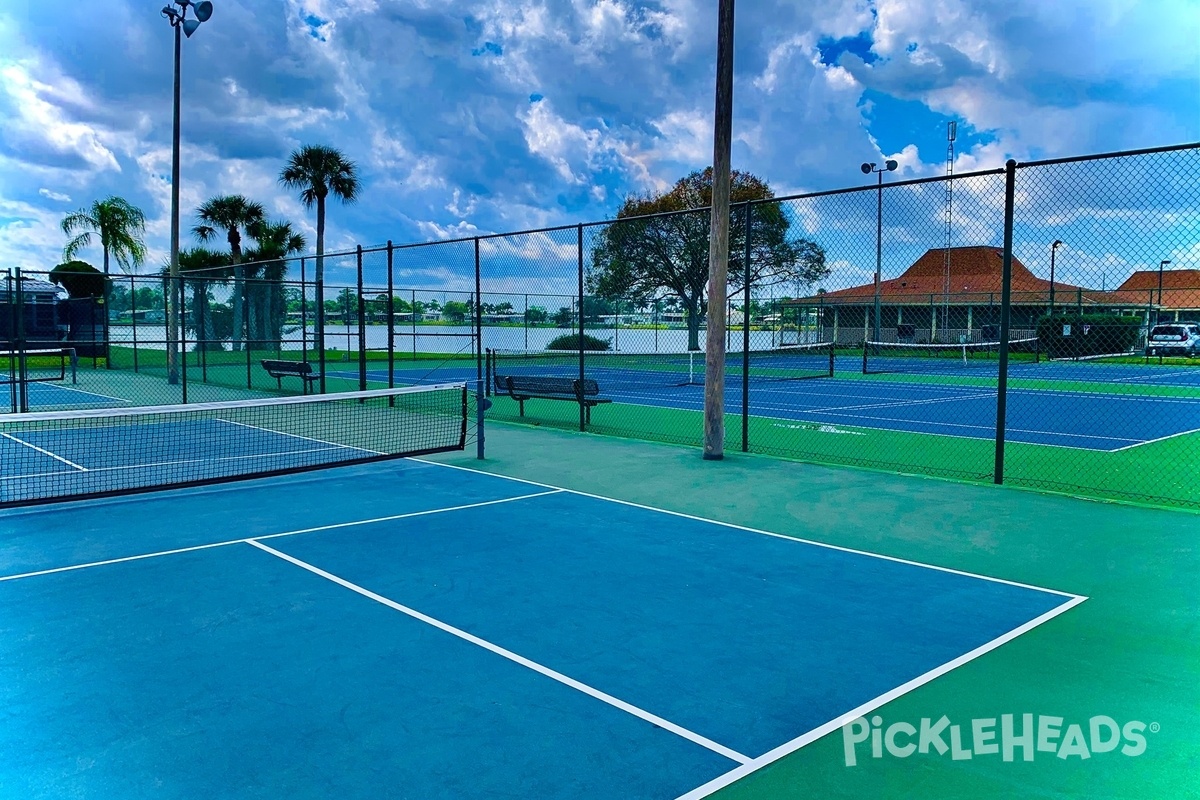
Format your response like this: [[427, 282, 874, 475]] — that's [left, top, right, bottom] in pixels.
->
[[493, 374, 611, 423], [261, 359, 319, 393]]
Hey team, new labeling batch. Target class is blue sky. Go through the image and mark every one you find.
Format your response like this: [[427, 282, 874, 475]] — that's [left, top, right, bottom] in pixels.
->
[[1, 0, 1198, 295]]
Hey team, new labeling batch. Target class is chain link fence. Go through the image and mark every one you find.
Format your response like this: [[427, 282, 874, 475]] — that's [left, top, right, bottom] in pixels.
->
[[4, 143, 1197, 507]]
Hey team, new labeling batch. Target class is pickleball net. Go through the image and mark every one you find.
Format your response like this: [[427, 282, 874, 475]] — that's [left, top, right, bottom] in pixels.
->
[[487, 342, 836, 392], [862, 339, 1041, 375], [0, 383, 469, 508]]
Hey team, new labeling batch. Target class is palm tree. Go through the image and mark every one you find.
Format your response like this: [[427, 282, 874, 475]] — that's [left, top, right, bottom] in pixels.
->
[[176, 248, 232, 351], [279, 145, 360, 359], [194, 195, 265, 352], [244, 220, 306, 346], [62, 196, 148, 274]]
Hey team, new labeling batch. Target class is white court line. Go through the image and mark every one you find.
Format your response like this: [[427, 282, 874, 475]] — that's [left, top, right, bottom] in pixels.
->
[[28, 383, 131, 403], [415, 460, 1085, 598], [805, 391, 996, 415], [0, 432, 88, 471], [216, 417, 386, 456], [584, 394, 1138, 452], [0, 490, 562, 583], [247, 538, 751, 766], [673, 595, 1087, 799], [1110, 426, 1200, 452]]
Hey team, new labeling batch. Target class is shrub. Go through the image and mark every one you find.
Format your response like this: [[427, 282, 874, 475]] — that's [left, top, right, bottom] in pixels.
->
[[546, 333, 611, 351], [1036, 313, 1142, 359]]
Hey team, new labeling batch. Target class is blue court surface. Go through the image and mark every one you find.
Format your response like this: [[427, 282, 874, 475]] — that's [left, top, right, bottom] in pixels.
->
[[349, 361, 1200, 452], [0, 459, 1084, 798], [4, 379, 127, 411]]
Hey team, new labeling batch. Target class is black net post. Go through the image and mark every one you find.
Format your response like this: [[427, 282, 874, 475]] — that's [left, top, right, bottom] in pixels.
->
[[993, 159, 1017, 485], [357, 246, 367, 392], [577, 223, 585, 432], [742, 202, 752, 452]]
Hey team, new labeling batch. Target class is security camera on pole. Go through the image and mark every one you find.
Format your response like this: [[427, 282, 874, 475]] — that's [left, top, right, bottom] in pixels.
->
[[160, 0, 214, 385], [861, 160, 898, 343]]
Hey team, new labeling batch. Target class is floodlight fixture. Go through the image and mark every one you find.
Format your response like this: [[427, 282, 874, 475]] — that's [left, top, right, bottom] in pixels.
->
[[194, 1, 213, 22], [861, 163, 873, 174], [885, 160, 899, 172], [182, 18, 201, 37]]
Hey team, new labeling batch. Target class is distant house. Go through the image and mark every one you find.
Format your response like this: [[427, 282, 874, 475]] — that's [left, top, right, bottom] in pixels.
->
[[786, 246, 1149, 344], [1, 276, 64, 346]]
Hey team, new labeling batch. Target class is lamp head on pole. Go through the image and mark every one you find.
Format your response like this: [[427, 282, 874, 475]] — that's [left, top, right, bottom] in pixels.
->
[[1160, 259, 1172, 268], [860, 163, 874, 175], [884, 160, 898, 172]]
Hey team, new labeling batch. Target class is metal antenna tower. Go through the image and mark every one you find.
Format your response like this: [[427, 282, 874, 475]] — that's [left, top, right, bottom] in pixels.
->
[[942, 121, 956, 341]]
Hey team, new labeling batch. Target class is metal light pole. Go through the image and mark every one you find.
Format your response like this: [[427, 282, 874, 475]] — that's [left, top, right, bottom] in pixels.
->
[[161, 0, 213, 385], [1049, 239, 1062, 315], [1158, 259, 1171, 324], [861, 160, 898, 342]]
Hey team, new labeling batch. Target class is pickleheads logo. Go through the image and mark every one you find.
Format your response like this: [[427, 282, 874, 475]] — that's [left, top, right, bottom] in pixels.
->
[[842, 714, 1156, 766]]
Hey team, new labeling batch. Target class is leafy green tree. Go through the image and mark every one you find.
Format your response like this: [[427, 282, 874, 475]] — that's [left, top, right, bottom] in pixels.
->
[[587, 168, 827, 350], [194, 195, 265, 352], [49, 260, 110, 299], [526, 306, 548, 324], [552, 306, 574, 327], [61, 196, 147, 275], [442, 300, 469, 323]]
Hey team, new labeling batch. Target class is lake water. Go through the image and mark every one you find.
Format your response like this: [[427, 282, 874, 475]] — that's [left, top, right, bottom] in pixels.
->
[[107, 324, 808, 354]]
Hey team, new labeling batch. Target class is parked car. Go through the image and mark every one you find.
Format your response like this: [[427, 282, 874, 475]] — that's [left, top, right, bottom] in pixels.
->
[[1146, 323, 1200, 357]]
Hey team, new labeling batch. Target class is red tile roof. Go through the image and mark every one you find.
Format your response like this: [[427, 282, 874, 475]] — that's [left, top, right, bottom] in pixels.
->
[[1116, 269, 1200, 310], [789, 247, 1194, 308]]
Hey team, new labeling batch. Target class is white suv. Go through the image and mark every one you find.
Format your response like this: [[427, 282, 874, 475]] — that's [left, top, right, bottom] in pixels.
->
[[1146, 323, 1200, 357]]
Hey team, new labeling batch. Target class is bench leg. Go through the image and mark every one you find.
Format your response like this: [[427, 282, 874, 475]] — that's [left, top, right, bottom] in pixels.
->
[[585, 404, 592, 424], [518, 398, 525, 417]]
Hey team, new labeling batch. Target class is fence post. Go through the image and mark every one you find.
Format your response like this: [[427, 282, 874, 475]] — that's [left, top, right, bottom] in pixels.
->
[[742, 203, 752, 453], [130, 274, 140, 373], [179, 277, 188, 404], [300, 257, 308, 373], [994, 159, 1018, 485], [357, 245, 367, 392], [15, 268, 28, 412], [386, 242, 395, 392], [577, 223, 586, 432], [316, 274, 327, 394], [474, 237, 483, 390]]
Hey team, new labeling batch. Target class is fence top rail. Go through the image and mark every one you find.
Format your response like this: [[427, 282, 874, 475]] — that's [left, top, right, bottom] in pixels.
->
[[1015, 140, 1200, 169]]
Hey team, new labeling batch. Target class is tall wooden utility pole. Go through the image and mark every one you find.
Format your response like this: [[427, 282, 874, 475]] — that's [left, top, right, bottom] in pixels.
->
[[703, 0, 735, 460]]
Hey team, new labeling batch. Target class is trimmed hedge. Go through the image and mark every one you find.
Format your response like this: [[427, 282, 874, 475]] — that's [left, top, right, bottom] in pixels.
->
[[1036, 314, 1141, 359], [546, 333, 612, 351]]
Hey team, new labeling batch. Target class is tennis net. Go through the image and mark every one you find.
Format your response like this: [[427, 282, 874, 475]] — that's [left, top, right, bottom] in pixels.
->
[[1, 348, 77, 384], [0, 383, 468, 508], [862, 339, 1041, 375], [488, 342, 835, 391]]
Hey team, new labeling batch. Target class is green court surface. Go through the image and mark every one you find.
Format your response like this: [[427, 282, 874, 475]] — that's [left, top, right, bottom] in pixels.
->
[[482, 390, 1200, 511], [425, 421, 1198, 799]]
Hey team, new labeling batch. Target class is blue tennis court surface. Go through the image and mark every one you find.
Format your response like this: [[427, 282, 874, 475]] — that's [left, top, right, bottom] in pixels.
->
[[5, 380, 126, 410], [339, 359, 1200, 451], [0, 459, 1083, 798]]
